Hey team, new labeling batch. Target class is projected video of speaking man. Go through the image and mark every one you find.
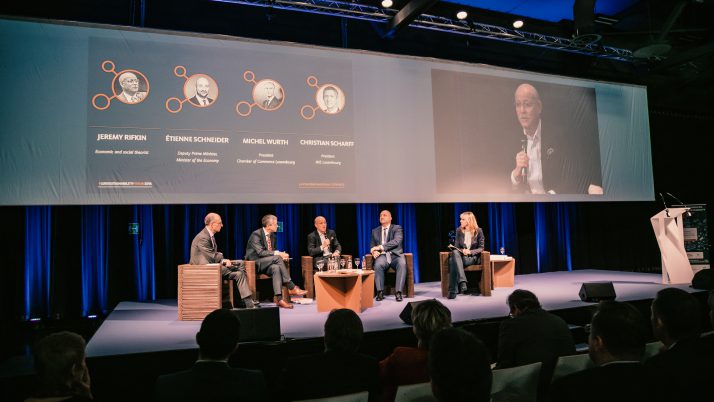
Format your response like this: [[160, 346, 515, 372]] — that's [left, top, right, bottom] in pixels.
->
[[433, 69, 603, 196]]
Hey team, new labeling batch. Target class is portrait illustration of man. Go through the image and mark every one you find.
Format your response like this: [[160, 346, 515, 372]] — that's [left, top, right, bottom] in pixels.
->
[[117, 71, 147, 104], [261, 80, 283, 110], [188, 76, 214, 107], [321, 85, 341, 114]]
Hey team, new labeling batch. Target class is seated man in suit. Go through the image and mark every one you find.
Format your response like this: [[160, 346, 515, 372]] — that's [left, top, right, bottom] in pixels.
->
[[28, 331, 93, 402], [190, 212, 255, 309], [245, 214, 307, 309], [370, 210, 406, 302], [429, 328, 492, 402], [548, 301, 651, 402], [644, 287, 714, 402], [306, 215, 342, 270], [154, 308, 267, 402], [280, 308, 379, 401]]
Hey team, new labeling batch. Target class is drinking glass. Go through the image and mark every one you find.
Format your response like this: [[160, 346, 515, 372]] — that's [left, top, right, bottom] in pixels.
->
[[355, 259, 361, 270], [316, 259, 324, 272], [340, 259, 346, 270]]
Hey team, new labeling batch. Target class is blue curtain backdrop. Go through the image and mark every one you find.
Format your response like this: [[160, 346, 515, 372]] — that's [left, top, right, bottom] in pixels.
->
[[24, 206, 52, 319], [396, 203, 420, 283], [488, 203, 519, 259], [313, 204, 336, 228], [231, 204, 259, 259], [276, 204, 302, 279], [534, 203, 573, 272], [356, 204, 379, 260], [81, 206, 109, 315], [132, 205, 156, 301]]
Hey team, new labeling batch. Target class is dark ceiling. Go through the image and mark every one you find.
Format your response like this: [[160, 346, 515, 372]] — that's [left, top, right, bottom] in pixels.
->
[[2, 0, 713, 114]]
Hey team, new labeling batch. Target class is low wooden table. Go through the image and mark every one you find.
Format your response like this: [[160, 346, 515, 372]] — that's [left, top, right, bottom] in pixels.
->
[[490, 256, 516, 288], [314, 270, 375, 314]]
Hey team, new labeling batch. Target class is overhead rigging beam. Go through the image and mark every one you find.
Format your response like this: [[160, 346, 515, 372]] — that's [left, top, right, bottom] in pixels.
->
[[385, 0, 440, 38]]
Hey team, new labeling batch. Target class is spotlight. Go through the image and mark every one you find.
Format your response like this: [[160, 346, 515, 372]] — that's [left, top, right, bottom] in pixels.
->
[[456, 11, 468, 20], [381, 0, 393, 8], [513, 20, 524, 29]]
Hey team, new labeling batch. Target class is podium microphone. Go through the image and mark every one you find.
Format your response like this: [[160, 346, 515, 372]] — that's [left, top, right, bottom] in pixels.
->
[[520, 139, 528, 178], [665, 192, 692, 217], [658, 192, 669, 217]]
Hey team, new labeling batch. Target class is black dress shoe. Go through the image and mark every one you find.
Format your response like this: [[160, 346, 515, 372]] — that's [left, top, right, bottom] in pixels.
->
[[375, 290, 384, 301], [459, 282, 468, 294], [395, 291, 403, 302], [447, 292, 457, 299]]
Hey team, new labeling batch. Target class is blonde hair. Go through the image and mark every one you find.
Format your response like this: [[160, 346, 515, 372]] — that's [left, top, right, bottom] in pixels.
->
[[460, 211, 479, 235]]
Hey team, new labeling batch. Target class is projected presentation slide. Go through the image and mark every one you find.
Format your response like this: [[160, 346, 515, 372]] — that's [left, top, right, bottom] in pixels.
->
[[0, 17, 654, 205]]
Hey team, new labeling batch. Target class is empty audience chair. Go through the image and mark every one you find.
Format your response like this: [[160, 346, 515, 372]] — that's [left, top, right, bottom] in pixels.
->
[[364, 253, 415, 298], [301, 254, 353, 299], [245, 260, 289, 303], [491, 361, 542, 402], [395, 382, 436, 402], [294, 390, 369, 402], [550, 353, 593, 383], [439, 251, 492, 297]]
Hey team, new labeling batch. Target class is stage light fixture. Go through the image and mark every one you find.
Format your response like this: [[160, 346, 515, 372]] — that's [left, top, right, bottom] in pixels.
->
[[513, 20, 524, 29], [456, 11, 468, 20], [381, 0, 393, 8]]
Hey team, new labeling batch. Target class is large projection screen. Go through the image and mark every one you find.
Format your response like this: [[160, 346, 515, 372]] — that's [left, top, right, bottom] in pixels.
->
[[0, 17, 654, 205]]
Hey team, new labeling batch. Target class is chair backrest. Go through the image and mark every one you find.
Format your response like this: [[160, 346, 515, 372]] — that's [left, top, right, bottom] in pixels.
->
[[491, 361, 542, 402], [550, 353, 593, 383], [294, 390, 369, 402], [395, 382, 436, 402], [642, 340, 664, 361]]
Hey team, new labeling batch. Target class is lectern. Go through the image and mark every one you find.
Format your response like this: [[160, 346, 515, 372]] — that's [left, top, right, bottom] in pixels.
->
[[651, 207, 693, 284]]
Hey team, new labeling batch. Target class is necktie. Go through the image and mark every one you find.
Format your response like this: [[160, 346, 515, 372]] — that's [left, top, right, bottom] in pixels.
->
[[203, 98, 207, 106], [210, 236, 216, 251], [266, 235, 272, 251], [382, 227, 387, 245]]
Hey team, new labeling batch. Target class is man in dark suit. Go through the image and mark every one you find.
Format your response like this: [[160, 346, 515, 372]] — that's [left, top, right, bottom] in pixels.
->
[[245, 214, 307, 309], [644, 287, 714, 402], [306, 215, 342, 270], [548, 301, 651, 402], [154, 308, 267, 402], [280, 309, 379, 401], [190, 212, 254, 308], [509, 83, 603, 195], [370, 210, 406, 302], [261, 81, 282, 110], [496, 290, 575, 398], [188, 76, 214, 106]]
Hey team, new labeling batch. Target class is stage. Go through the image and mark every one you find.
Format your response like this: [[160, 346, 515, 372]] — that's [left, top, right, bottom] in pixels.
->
[[86, 269, 694, 358]]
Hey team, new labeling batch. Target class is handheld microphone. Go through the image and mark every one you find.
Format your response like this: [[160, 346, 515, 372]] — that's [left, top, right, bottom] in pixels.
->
[[665, 192, 692, 217], [658, 192, 669, 217], [520, 139, 528, 178]]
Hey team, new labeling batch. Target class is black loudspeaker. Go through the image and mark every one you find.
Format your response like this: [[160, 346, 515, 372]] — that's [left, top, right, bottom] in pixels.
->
[[399, 300, 428, 325], [232, 307, 281, 342], [579, 282, 616, 302], [691, 269, 713, 290]]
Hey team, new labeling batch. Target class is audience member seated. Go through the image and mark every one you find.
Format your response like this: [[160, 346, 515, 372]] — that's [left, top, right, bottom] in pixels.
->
[[429, 328, 492, 402], [495, 289, 575, 398], [154, 308, 267, 402], [26, 331, 93, 402], [379, 299, 452, 402], [280, 308, 380, 401], [548, 301, 651, 402], [644, 287, 714, 402]]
